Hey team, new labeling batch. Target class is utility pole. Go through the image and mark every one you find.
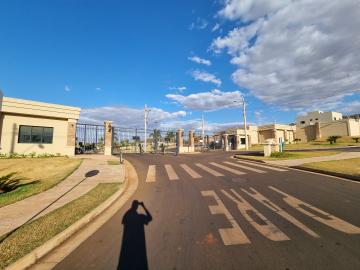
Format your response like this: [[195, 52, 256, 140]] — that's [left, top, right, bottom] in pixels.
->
[[234, 97, 249, 150], [242, 96, 249, 150], [144, 104, 151, 153], [201, 113, 205, 147]]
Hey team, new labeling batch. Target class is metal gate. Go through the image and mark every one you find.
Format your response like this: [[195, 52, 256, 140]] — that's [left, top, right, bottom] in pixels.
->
[[76, 123, 105, 154], [111, 127, 177, 155]]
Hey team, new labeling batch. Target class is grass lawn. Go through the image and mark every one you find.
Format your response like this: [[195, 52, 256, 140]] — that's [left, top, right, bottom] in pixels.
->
[[0, 183, 120, 269], [107, 160, 121, 165], [302, 158, 360, 177], [235, 151, 340, 161], [0, 157, 82, 207]]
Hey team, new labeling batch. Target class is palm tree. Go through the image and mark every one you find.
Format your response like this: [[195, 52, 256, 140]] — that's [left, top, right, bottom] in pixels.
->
[[165, 131, 175, 144]]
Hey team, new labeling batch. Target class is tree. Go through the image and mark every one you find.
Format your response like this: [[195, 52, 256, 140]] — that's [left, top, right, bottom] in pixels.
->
[[352, 137, 360, 143], [165, 131, 175, 144], [327, 135, 341, 144], [149, 129, 162, 152]]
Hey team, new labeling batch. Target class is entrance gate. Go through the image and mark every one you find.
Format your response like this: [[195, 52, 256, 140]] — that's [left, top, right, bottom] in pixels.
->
[[75, 123, 105, 154], [111, 127, 177, 155]]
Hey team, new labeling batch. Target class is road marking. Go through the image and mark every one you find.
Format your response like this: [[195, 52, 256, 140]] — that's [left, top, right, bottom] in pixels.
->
[[180, 164, 202, 179], [222, 189, 289, 242], [145, 165, 156, 182], [195, 163, 224, 177], [224, 161, 266, 174], [269, 186, 360, 234], [242, 187, 320, 238], [201, 190, 250, 245], [164, 164, 179, 180], [210, 162, 246, 175], [236, 160, 288, 172]]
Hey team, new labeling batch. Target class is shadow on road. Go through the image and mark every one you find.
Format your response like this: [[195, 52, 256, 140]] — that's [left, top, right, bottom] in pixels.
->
[[117, 200, 152, 270]]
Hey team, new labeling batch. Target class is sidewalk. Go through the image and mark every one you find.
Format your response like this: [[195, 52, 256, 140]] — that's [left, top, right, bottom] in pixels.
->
[[265, 151, 360, 167], [0, 155, 125, 237]]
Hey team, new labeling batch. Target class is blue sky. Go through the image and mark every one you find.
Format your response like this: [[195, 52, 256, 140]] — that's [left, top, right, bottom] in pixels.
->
[[1, 0, 359, 131]]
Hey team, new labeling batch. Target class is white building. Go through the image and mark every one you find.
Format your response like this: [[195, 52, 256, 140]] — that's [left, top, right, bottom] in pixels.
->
[[296, 111, 343, 127]]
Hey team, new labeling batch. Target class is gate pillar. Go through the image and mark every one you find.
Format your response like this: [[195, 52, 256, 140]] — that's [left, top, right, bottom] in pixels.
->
[[176, 129, 183, 153], [104, 121, 113, 155], [189, 130, 195, 152], [223, 133, 229, 151]]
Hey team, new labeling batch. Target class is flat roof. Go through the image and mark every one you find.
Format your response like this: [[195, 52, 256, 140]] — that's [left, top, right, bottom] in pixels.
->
[[0, 96, 81, 120]]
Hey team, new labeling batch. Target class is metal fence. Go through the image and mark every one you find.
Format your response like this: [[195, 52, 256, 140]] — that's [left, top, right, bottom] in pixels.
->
[[112, 127, 177, 154], [76, 123, 105, 154]]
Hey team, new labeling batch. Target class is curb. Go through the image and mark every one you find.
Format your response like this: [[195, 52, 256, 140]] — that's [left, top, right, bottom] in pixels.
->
[[291, 166, 360, 182], [233, 155, 267, 163], [5, 162, 132, 270]]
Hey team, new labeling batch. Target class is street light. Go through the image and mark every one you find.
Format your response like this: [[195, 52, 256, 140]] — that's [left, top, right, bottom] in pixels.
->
[[144, 104, 151, 153], [233, 96, 249, 150]]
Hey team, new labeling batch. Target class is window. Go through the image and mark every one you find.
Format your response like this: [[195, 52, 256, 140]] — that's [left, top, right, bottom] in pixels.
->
[[18, 126, 54, 144], [315, 118, 318, 121], [310, 118, 313, 121], [300, 121, 305, 125]]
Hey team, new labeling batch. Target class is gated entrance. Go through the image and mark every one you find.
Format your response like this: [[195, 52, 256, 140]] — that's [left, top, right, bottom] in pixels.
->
[[76, 123, 105, 154], [111, 127, 177, 155]]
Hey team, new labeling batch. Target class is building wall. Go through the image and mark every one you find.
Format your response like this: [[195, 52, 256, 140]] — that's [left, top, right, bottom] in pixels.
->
[[347, 119, 360, 136], [296, 111, 343, 127], [0, 114, 76, 156], [320, 120, 351, 138]]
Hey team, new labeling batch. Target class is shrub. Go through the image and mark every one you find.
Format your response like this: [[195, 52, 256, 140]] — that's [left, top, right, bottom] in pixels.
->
[[327, 135, 341, 144], [0, 173, 21, 194], [353, 137, 360, 143]]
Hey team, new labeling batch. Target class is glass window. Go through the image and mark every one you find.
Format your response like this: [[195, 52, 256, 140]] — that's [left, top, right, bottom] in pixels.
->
[[18, 126, 54, 144], [43, 127, 54, 143], [18, 126, 31, 143], [31, 127, 43, 143]]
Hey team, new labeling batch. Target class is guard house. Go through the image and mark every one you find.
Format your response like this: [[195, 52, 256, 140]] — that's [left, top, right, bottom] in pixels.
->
[[0, 91, 81, 156]]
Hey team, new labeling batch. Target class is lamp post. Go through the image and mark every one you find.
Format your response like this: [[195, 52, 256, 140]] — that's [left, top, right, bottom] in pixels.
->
[[144, 104, 151, 153], [233, 96, 249, 150]]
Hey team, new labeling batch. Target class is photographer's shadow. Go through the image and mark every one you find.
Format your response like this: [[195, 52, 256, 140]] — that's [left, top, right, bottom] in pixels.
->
[[117, 200, 152, 270]]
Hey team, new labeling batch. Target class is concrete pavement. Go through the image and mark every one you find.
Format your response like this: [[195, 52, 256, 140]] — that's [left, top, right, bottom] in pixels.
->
[[50, 152, 360, 270], [0, 155, 125, 237]]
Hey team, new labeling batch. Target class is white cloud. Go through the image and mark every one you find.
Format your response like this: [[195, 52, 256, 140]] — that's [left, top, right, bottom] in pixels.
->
[[169, 86, 187, 93], [80, 106, 186, 128], [191, 70, 222, 86], [188, 56, 212, 66], [189, 18, 208, 30], [166, 89, 243, 111], [213, 0, 360, 110], [218, 0, 289, 22], [64, 85, 71, 92], [212, 23, 220, 32], [95, 87, 102, 91]]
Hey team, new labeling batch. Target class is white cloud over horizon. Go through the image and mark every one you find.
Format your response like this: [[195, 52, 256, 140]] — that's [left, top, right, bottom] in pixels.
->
[[166, 89, 243, 111], [213, 0, 360, 111], [188, 56, 212, 66], [80, 106, 186, 128], [191, 70, 222, 86]]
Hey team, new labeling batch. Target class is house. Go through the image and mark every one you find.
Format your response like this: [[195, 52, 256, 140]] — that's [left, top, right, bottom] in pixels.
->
[[296, 110, 360, 142], [0, 91, 81, 156]]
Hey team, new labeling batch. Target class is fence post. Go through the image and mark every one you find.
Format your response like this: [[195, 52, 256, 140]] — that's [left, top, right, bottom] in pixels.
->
[[104, 121, 113, 155], [223, 133, 229, 151], [176, 129, 183, 154]]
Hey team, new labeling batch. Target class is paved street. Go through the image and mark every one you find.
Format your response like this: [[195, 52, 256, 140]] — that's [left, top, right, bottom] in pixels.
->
[[54, 152, 360, 270]]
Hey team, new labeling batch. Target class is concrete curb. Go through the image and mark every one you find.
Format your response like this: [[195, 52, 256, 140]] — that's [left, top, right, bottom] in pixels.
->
[[5, 163, 132, 270], [234, 154, 360, 183], [233, 155, 267, 163], [291, 166, 360, 182]]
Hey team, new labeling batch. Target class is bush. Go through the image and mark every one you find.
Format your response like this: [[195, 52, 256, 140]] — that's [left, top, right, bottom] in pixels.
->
[[327, 135, 341, 144], [0, 173, 21, 194], [0, 152, 66, 159], [353, 137, 360, 143]]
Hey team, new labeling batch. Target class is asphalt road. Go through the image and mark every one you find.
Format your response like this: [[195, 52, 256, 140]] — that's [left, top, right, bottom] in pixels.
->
[[54, 151, 360, 270]]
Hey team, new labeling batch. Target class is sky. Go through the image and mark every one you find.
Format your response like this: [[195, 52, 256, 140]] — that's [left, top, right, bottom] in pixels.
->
[[1, 0, 359, 133]]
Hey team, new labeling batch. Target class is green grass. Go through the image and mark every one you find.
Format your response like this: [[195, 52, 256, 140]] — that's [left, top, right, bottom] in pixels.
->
[[235, 151, 340, 161], [107, 160, 121, 165], [302, 158, 360, 177], [0, 158, 82, 208], [0, 183, 120, 269]]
